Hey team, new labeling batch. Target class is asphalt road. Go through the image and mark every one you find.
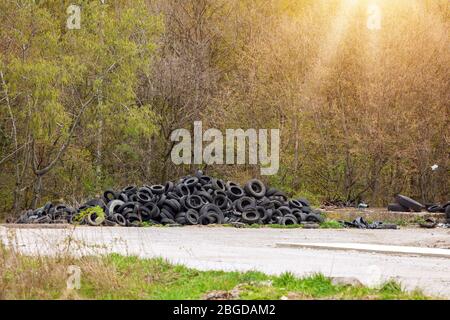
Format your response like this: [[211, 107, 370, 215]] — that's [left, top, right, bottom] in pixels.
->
[[1, 225, 449, 298]]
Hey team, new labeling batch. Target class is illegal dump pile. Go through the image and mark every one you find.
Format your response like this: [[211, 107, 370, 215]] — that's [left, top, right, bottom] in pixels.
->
[[388, 194, 450, 215], [15, 171, 324, 227]]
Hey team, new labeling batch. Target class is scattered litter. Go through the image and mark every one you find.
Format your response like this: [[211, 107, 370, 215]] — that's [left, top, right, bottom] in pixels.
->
[[358, 202, 369, 209], [339, 217, 397, 229], [387, 194, 449, 214]]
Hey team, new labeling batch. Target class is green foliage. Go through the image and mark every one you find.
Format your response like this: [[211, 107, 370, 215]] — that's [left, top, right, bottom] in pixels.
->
[[0, 0, 162, 212], [84, 254, 427, 300], [0, 0, 449, 214], [74, 205, 105, 224]]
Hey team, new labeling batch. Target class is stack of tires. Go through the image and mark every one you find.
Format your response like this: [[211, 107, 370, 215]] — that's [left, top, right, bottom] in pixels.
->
[[15, 171, 324, 227]]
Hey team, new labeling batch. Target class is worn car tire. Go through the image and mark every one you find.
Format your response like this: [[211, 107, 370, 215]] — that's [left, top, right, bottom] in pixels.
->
[[387, 203, 410, 212], [395, 194, 424, 212], [305, 213, 324, 223], [106, 200, 124, 217], [241, 210, 260, 224], [281, 214, 298, 225], [244, 179, 266, 198]]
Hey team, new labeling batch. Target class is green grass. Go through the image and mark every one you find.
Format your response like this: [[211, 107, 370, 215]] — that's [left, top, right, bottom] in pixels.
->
[[266, 224, 303, 229], [79, 254, 427, 300], [0, 243, 430, 300], [319, 220, 344, 229]]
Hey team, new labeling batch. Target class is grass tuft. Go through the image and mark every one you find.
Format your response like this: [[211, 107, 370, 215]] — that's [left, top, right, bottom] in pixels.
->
[[0, 244, 433, 300]]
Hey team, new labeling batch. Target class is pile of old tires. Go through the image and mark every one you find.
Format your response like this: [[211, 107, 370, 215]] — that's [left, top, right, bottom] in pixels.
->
[[15, 171, 324, 227]]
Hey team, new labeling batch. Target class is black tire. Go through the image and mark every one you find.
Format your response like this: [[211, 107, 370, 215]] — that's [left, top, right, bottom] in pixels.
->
[[160, 208, 175, 220], [200, 203, 222, 216], [226, 186, 245, 200], [271, 191, 288, 201], [205, 212, 223, 224], [213, 190, 227, 198], [138, 206, 152, 220], [164, 181, 174, 193], [184, 177, 199, 190], [193, 190, 213, 203], [257, 197, 273, 209], [278, 206, 292, 216], [387, 203, 410, 212], [297, 212, 308, 223], [136, 191, 152, 203], [42, 202, 53, 215], [395, 194, 424, 212], [214, 195, 231, 210], [241, 210, 260, 224], [161, 218, 175, 225], [244, 179, 266, 198], [86, 212, 105, 226], [305, 213, 324, 223], [106, 200, 124, 217], [103, 190, 117, 203], [255, 206, 268, 222], [185, 195, 204, 210], [113, 213, 127, 227], [138, 186, 153, 197], [297, 198, 310, 207], [199, 175, 212, 185], [164, 198, 181, 212], [288, 200, 303, 209], [185, 209, 199, 225], [103, 219, 117, 227], [175, 212, 187, 224], [167, 192, 182, 201], [36, 215, 52, 224], [126, 213, 142, 226], [442, 201, 450, 209], [144, 202, 160, 218], [226, 181, 240, 189], [70, 213, 83, 225], [118, 202, 137, 214], [117, 192, 129, 202], [198, 215, 211, 225], [234, 196, 256, 212], [211, 178, 226, 191], [156, 194, 167, 206], [175, 183, 190, 196], [446, 205, 450, 222], [301, 206, 312, 214], [281, 214, 298, 225], [265, 187, 278, 197], [150, 184, 165, 195], [268, 196, 285, 208], [427, 205, 443, 213], [123, 185, 137, 194]]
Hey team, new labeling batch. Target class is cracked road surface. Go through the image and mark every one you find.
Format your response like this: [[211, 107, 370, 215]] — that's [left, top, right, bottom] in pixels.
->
[[1, 225, 449, 298]]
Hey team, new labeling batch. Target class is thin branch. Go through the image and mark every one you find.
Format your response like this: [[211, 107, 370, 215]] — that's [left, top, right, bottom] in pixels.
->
[[34, 95, 95, 176]]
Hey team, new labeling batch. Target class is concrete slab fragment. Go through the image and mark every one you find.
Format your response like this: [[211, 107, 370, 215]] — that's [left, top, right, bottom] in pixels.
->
[[276, 242, 450, 258]]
